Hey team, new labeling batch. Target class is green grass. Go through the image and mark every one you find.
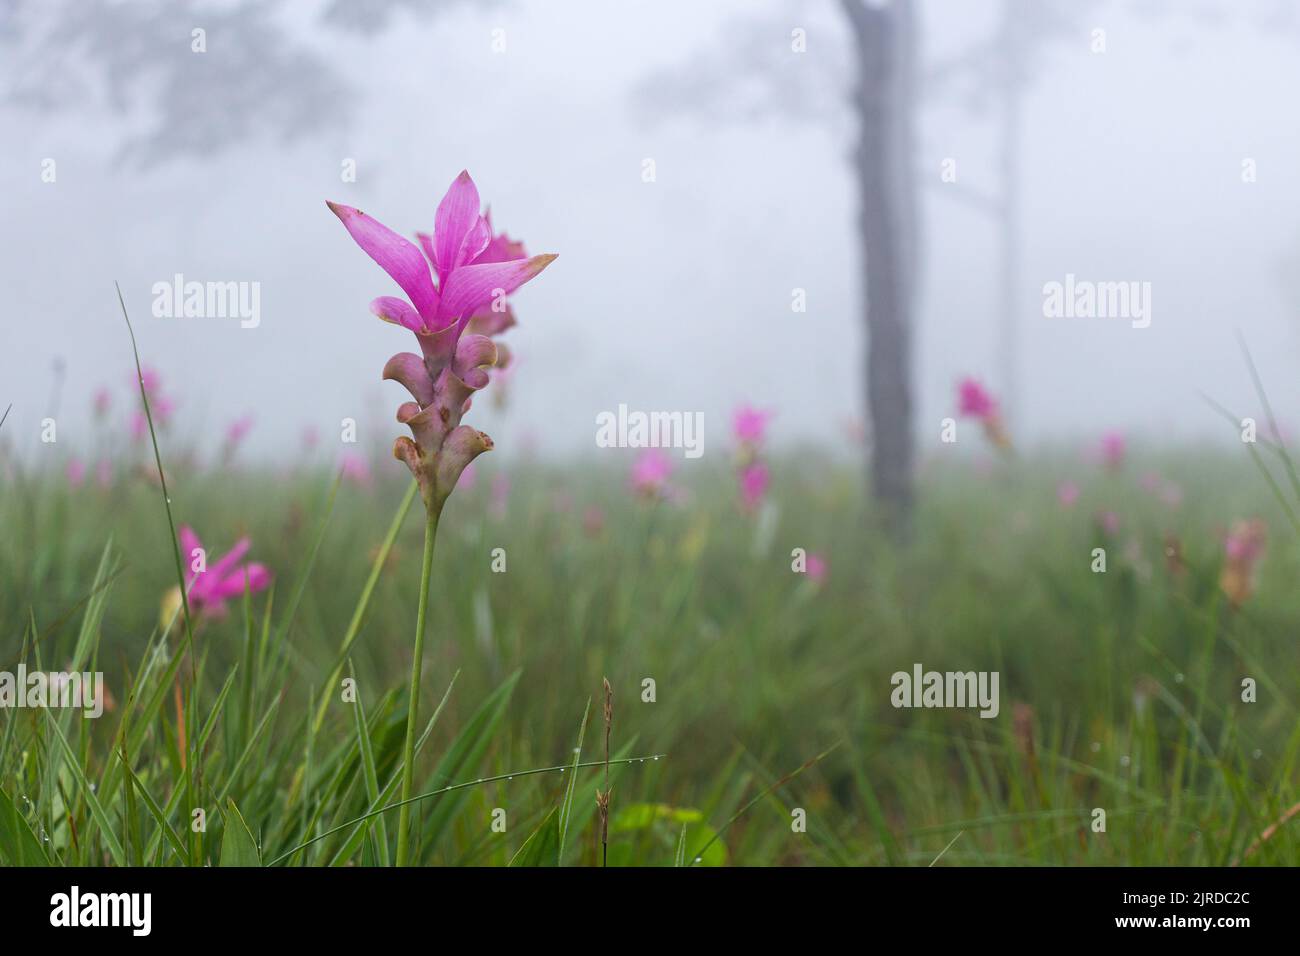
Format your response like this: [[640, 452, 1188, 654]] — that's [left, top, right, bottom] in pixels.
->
[[1, 443, 1298, 866]]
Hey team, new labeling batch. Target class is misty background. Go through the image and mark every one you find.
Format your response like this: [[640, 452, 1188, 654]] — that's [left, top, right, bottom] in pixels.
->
[[3, 0, 1300, 469]]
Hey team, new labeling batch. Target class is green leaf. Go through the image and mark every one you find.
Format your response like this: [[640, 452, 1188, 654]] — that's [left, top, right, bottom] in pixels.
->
[[44, 711, 126, 866], [219, 799, 261, 867], [0, 786, 50, 866], [509, 808, 560, 867]]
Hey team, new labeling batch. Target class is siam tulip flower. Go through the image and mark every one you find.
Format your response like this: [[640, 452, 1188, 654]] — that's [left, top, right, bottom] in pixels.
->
[[1220, 518, 1266, 607], [457, 461, 478, 491], [66, 458, 86, 487], [738, 461, 770, 512], [955, 377, 1010, 450], [327, 169, 555, 867], [339, 451, 372, 487], [1056, 480, 1080, 508], [490, 471, 510, 519], [224, 414, 254, 449], [805, 553, 828, 585], [630, 448, 673, 499], [1098, 431, 1126, 470], [327, 170, 555, 514], [169, 525, 272, 619], [733, 404, 774, 448]]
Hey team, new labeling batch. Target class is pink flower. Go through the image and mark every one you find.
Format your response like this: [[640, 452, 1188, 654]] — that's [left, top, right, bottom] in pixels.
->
[[490, 471, 510, 518], [339, 451, 373, 487], [1221, 518, 1266, 606], [177, 526, 272, 616], [1099, 431, 1126, 470], [805, 553, 827, 585], [66, 458, 86, 487], [95, 460, 112, 488], [1097, 511, 1121, 535], [630, 448, 673, 498], [583, 505, 605, 537], [457, 461, 478, 491], [739, 461, 770, 511], [327, 171, 556, 512], [1057, 480, 1080, 507], [957, 378, 997, 420], [92, 387, 112, 417], [225, 415, 254, 448], [733, 404, 774, 446]]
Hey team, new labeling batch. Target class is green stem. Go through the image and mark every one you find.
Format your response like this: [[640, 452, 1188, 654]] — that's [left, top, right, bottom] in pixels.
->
[[395, 505, 441, 866]]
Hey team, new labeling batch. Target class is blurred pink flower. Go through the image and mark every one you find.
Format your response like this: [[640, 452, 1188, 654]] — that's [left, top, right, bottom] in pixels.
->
[[92, 387, 112, 417], [1221, 518, 1266, 606], [957, 378, 997, 420], [177, 526, 272, 616], [733, 404, 774, 446], [806, 553, 828, 585], [339, 451, 373, 487], [1099, 431, 1126, 470], [66, 458, 86, 487], [1057, 480, 1080, 507], [1097, 511, 1121, 535], [301, 425, 321, 450], [630, 448, 673, 498], [95, 460, 112, 488], [225, 415, 254, 448], [739, 461, 770, 512], [583, 505, 605, 537], [490, 471, 510, 518]]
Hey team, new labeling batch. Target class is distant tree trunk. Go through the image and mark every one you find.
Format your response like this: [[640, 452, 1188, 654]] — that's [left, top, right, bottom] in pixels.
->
[[841, 0, 918, 536]]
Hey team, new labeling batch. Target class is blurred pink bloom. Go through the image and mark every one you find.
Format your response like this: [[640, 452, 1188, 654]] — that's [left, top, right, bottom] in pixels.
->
[[301, 425, 321, 450], [96, 460, 112, 488], [583, 505, 605, 537], [458, 462, 478, 491], [1097, 511, 1121, 535], [1098, 431, 1126, 470], [1057, 480, 1080, 507], [1221, 518, 1266, 606], [490, 471, 510, 518], [733, 404, 774, 446], [738, 461, 770, 511], [630, 448, 673, 498], [66, 458, 86, 487], [1159, 481, 1183, 508], [225, 415, 254, 448], [957, 378, 997, 420], [93, 387, 112, 417], [177, 526, 272, 616], [805, 553, 827, 585], [339, 451, 373, 487]]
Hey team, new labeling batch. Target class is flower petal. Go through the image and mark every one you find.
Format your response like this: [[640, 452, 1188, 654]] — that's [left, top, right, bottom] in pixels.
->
[[212, 563, 271, 600], [327, 201, 439, 321], [370, 296, 424, 332], [178, 526, 202, 585], [207, 538, 251, 585], [383, 352, 436, 406], [438, 254, 557, 321], [432, 171, 481, 282]]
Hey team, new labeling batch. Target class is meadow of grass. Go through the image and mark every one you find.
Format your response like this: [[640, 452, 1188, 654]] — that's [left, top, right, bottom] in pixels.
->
[[2, 441, 1298, 867]]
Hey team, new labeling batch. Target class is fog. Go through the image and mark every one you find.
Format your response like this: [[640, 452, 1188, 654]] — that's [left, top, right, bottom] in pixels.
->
[[3, 0, 1300, 465]]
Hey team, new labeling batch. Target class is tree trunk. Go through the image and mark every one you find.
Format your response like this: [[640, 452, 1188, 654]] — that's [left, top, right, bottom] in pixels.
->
[[841, 0, 918, 536]]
